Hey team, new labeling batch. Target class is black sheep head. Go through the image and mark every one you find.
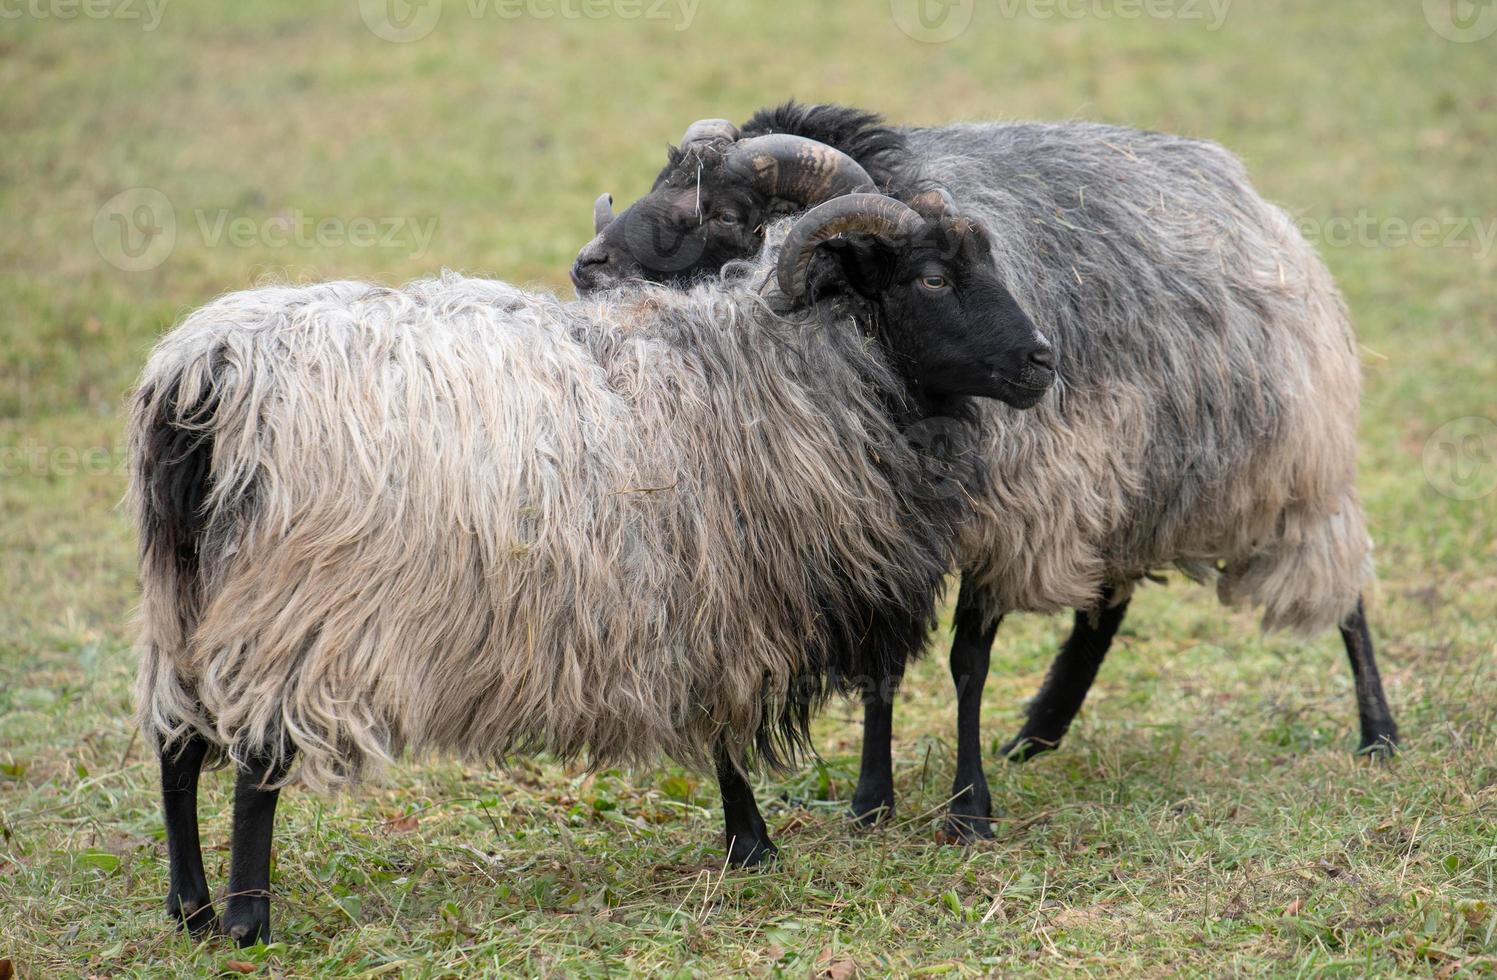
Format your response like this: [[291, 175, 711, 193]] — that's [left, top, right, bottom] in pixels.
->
[[778, 191, 1056, 409], [572, 119, 878, 292]]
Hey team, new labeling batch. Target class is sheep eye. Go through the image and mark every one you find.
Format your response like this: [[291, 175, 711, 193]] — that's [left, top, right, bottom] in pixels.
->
[[715, 211, 740, 226], [920, 275, 948, 291]]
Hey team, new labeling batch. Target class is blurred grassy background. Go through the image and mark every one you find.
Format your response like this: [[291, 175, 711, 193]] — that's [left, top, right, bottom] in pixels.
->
[[2, 0, 1494, 975]]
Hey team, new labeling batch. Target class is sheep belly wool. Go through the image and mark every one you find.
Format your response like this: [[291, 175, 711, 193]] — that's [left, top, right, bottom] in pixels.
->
[[130, 273, 963, 791]]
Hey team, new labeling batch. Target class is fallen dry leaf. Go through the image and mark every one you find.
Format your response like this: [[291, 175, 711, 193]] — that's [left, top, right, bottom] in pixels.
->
[[225, 961, 257, 974], [817, 948, 858, 978], [825, 959, 857, 979], [1283, 898, 1304, 917], [1436, 956, 1496, 979], [1, 956, 14, 980], [1051, 905, 1108, 928], [384, 814, 419, 835]]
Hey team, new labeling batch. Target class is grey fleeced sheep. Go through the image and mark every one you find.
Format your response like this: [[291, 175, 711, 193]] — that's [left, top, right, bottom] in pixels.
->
[[130, 192, 1053, 944], [572, 103, 1399, 840]]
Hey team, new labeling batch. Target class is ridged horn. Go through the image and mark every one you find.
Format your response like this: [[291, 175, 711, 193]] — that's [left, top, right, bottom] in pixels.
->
[[908, 187, 958, 217], [724, 134, 878, 209], [776, 194, 926, 303], [680, 118, 740, 146], [593, 193, 615, 234]]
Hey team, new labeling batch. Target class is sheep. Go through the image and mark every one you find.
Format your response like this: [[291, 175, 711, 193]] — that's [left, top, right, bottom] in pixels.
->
[[571, 101, 1399, 841], [129, 192, 1055, 946]]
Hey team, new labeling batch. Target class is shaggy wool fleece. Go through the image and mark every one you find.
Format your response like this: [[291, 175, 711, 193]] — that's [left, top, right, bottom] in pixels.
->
[[908, 122, 1369, 630], [129, 268, 973, 790], [642, 104, 1372, 631]]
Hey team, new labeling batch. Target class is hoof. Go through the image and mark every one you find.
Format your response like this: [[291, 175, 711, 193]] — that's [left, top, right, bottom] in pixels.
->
[[999, 734, 1058, 763], [1356, 732, 1399, 762], [167, 895, 219, 937], [849, 791, 895, 827], [726, 835, 779, 868], [222, 901, 271, 948], [940, 810, 995, 843]]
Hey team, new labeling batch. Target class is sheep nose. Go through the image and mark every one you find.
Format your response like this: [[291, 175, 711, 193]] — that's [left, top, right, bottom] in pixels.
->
[[1028, 345, 1055, 371], [570, 239, 611, 292]]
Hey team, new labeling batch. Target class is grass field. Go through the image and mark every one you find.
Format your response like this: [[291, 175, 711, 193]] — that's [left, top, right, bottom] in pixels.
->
[[2, 0, 1495, 975]]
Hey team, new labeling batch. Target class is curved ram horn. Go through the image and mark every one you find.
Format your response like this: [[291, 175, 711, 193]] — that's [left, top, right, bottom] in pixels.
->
[[724, 134, 878, 210], [776, 193, 926, 303], [908, 187, 959, 218], [680, 118, 740, 146], [593, 193, 615, 234]]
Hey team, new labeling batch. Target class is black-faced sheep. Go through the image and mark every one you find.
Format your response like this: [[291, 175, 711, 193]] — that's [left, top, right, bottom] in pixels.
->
[[571, 102, 1398, 841], [130, 193, 1053, 945]]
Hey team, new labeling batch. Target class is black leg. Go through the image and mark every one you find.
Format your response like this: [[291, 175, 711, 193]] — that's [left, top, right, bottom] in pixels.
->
[[1340, 596, 1399, 757], [715, 745, 776, 867], [849, 663, 902, 826], [222, 751, 288, 947], [160, 733, 217, 936], [943, 578, 1001, 841], [1000, 588, 1130, 762]]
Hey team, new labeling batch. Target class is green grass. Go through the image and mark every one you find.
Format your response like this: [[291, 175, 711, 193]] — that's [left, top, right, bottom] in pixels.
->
[[3, 0, 1495, 975]]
